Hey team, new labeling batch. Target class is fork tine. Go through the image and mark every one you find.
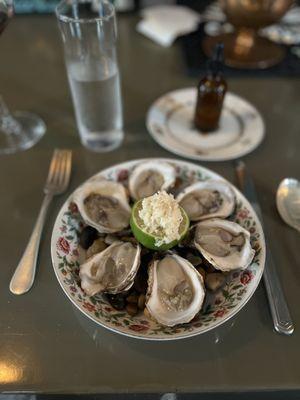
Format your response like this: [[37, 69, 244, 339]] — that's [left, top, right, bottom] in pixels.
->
[[60, 150, 72, 189], [46, 149, 60, 186], [51, 150, 64, 187], [57, 150, 67, 188], [44, 149, 72, 194], [63, 150, 72, 190]]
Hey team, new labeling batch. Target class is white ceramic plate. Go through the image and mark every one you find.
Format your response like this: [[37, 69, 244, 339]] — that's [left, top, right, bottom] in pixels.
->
[[51, 158, 265, 340], [146, 89, 265, 162]]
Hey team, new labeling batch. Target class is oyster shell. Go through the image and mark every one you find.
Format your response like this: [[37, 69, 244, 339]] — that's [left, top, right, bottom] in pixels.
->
[[194, 218, 255, 272], [146, 254, 205, 327], [128, 161, 176, 200], [80, 241, 141, 296], [73, 179, 131, 233], [176, 180, 235, 221]]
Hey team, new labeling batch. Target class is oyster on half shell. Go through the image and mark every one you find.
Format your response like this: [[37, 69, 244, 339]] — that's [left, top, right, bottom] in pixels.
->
[[129, 161, 176, 200], [146, 254, 205, 327], [80, 241, 141, 296], [194, 218, 255, 272], [176, 180, 235, 221], [73, 179, 131, 233]]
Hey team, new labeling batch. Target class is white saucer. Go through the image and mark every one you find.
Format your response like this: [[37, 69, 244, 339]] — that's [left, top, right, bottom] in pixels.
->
[[146, 88, 265, 161]]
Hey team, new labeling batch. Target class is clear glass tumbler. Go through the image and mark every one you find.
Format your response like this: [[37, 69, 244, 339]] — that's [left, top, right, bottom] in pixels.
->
[[56, 0, 123, 152]]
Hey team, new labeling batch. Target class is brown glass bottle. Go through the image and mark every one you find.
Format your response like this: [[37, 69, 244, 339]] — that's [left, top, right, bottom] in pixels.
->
[[194, 43, 227, 133]]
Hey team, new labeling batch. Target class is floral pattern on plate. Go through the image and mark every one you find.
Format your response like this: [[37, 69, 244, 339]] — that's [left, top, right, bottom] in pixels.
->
[[51, 158, 265, 340]]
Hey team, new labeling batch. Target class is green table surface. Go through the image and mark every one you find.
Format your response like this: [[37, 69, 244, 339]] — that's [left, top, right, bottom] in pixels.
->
[[1, 13, 300, 398]]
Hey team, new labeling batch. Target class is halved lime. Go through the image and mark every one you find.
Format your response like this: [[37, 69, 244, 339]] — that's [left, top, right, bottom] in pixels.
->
[[130, 200, 190, 251]]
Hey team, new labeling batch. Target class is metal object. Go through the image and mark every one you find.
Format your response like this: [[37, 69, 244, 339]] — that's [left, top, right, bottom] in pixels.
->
[[276, 178, 300, 232], [235, 161, 294, 335], [203, 0, 294, 69], [9, 149, 72, 295]]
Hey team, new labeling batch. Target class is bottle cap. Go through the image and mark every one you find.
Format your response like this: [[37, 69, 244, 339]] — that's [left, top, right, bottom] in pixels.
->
[[207, 42, 224, 77]]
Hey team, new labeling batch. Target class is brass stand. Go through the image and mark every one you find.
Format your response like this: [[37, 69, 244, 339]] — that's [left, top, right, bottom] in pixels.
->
[[203, 30, 286, 69]]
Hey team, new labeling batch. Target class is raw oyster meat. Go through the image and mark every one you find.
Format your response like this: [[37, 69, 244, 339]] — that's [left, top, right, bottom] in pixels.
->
[[129, 161, 176, 200], [73, 179, 131, 233], [177, 180, 235, 221], [146, 254, 205, 327], [80, 241, 141, 296], [194, 218, 255, 272]]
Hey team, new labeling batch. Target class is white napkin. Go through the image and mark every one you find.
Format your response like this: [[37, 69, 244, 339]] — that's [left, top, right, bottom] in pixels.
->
[[136, 5, 201, 47]]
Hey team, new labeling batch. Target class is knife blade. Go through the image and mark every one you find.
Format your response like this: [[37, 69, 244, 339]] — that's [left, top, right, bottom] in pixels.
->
[[235, 160, 294, 335]]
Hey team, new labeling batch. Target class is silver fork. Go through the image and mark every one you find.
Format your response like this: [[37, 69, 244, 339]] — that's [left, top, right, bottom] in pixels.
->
[[10, 149, 72, 295]]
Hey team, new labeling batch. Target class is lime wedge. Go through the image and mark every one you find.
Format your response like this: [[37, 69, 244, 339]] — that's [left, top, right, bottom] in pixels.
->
[[130, 200, 190, 251]]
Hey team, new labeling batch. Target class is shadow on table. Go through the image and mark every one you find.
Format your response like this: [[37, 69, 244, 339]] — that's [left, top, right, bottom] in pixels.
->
[[71, 283, 269, 365]]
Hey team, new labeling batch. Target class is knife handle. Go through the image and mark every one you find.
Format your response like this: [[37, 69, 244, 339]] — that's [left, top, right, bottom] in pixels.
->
[[263, 246, 294, 335], [235, 160, 294, 335]]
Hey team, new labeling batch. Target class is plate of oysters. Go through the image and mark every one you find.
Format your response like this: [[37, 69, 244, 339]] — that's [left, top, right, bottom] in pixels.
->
[[51, 158, 265, 340]]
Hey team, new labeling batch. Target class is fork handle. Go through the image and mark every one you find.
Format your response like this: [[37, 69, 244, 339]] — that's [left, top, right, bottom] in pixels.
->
[[10, 193, 53, 295]]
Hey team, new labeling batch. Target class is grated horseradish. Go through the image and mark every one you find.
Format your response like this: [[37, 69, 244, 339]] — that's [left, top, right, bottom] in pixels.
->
[[138, 191, 183, 246]]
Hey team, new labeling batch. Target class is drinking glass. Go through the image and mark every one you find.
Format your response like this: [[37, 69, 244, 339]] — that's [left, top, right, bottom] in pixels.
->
[[56, 0, 124, 152], [0, 0, 46, 154]]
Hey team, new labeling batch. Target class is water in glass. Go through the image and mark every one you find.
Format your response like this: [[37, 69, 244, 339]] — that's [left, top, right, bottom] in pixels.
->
[[56, 0, 124, 152], [68, 59, 123, 151]]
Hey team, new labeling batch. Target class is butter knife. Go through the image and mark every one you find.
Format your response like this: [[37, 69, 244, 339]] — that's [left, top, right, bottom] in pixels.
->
[[235, 161, 294, 335]]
